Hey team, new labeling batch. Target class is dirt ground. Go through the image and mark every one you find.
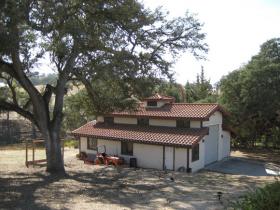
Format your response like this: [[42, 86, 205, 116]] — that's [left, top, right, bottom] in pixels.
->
[[231, 148, 280, 164], [0, 148, 278, 210]]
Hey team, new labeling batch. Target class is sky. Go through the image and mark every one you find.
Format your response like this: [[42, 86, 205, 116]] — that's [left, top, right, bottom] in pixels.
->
[[142, 0, 280, 85]]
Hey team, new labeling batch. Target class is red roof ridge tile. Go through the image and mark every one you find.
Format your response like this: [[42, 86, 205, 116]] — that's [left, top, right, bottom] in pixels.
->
[[172, 103, 219, 105], [144, 94, 175, 101]]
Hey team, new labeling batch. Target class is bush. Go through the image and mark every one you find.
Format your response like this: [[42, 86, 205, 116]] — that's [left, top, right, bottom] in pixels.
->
[[233, 181, 280, 210], [64, 139, 78, 148]]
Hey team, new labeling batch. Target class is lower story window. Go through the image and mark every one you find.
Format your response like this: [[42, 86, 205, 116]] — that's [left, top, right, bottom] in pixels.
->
[[192, 144, 199, 162], [87, 137, 97, 150], [121, 142, 133, 156]]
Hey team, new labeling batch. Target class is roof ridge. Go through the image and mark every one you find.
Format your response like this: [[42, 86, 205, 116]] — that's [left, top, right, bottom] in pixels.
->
[[172, 103, 219, 105]]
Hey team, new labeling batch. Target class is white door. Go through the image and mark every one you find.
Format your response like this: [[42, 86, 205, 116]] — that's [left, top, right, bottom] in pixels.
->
[[205, 125, 219, 165], [164, 146, 174, 170]]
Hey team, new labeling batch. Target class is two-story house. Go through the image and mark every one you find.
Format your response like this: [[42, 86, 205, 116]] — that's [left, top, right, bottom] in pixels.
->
[[72, 94, 231, 172]]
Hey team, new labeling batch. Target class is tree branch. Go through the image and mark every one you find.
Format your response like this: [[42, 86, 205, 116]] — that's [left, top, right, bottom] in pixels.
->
[[0, 74, 19, 106], [6, 78, 18, 106], [43, 84, 55, 107], [0, 59, 19, 79], [0, 100, 37, 126], [51, 49, 78, 130]]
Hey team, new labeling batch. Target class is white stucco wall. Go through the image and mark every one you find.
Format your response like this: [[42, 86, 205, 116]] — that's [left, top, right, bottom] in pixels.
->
[[157, 101, 167, 107], [221, 131, 231, 158], [189, 140, 205, 172], [80, 137, 209, 172], [97, 116, 104, 122], [114, 117, 137, 125], [217, 124, 224, 161], [149, 119, 202, 128], [133, 143, 163, 170], [97, 139, 121, 155], [80, 137, 97, 155], [203, 111, 223, 127], [202, 111, 225, 161], [190, 121, 201, 128], [204, 125, 219, 165], [81, 137, 164, 169], [174, 148, 187, 171], [149, 119, 176, 127]]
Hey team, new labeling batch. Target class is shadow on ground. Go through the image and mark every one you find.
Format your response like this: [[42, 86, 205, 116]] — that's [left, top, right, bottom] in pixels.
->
[[0, 166, 275, 210], [0, 149, 277, 210]]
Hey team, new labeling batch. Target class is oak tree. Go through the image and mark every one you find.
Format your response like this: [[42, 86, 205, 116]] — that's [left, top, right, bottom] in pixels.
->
[[0, 0, 207, 173]]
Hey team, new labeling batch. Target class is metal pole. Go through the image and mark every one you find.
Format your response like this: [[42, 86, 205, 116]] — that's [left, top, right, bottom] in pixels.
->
[[79, 138, 81, 153], [25, 140, 28, 167], [32, 140, 35, 167], [7, 111, 10, 142], [62, 139, 64, 160]]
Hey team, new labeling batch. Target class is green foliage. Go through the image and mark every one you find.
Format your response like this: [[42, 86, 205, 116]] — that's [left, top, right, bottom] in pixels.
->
[[196, 94, 219, 103], [219, 38, 280, 148], [63, 88, 94, 132], [233, 181, 280, 210], [185, 67, 216, 103], [0, 0, 207, 116], [63, 139, 78, 148], [155, 80, 186, 102], [30, 73, 57, 86]]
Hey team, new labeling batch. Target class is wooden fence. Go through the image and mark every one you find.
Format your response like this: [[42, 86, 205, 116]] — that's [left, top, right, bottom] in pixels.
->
[[0, 119, 42, 145]]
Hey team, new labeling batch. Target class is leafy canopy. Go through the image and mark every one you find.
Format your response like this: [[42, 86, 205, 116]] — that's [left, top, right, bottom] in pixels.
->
[[219, 38, 280, 147], [0, 0, 208, 118]]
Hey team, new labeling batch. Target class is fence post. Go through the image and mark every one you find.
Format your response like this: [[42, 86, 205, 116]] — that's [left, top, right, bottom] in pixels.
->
[[32, 140, 35, 167], [25, 140, 28, 167]]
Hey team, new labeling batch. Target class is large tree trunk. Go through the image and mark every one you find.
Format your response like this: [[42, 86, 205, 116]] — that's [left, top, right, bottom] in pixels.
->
[[44, 76, 68, 174], [44, 128, 65, 174]]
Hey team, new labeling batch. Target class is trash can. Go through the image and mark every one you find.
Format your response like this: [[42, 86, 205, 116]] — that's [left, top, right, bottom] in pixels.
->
[[129, 158, 137, 168]]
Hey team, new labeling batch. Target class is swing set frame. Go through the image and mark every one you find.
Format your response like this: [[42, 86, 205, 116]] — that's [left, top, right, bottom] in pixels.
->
[[25, 139, 64, 167]]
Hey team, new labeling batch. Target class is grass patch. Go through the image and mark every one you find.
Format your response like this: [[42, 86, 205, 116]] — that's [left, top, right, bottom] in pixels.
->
[[63, 139, 78, 148], [0, 143, 26, 150], [233, 180, 280, 210]]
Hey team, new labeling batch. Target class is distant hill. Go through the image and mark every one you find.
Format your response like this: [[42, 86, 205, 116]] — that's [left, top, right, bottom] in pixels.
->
[[30, 73, 57, 85]]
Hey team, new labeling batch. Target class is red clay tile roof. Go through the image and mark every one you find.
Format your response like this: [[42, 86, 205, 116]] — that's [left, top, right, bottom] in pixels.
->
[[144, 94, 175, 102], [109, 103, 227, 120], [72, 122, 208, 147]]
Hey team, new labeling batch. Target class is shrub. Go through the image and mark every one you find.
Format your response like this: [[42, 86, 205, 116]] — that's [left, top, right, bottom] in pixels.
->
[[233, 181, 280, 210]]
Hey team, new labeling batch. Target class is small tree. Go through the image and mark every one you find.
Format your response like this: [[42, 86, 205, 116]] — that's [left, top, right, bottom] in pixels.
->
[[185, 66, 213, 102], [0, 0, 207, 173]]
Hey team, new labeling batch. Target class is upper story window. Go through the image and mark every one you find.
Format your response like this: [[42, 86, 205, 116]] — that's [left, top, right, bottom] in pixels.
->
[[147, 101, 157, 107], [137, 118, 149, 126], [192, 143, 199, 162], [104, 116, 114, 125], [176, 119, 190, 128]]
